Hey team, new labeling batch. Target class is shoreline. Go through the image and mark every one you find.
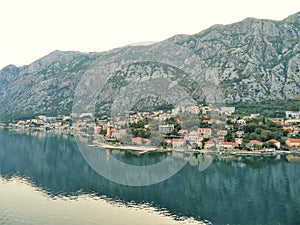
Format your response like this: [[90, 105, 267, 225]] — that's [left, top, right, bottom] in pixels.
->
[[89, 142, 300, 162], [89, 142, 300, 157], [2, 127, 300, 158]]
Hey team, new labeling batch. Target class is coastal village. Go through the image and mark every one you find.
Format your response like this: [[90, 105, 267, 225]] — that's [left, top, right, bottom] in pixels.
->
[[1, 104, 300, 154]]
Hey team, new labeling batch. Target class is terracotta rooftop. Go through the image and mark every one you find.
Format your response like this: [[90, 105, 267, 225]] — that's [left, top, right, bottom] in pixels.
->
[[267, 139, 280, 143], [250, 140, 263, 144], [288, 138, 300, 143], [199, 128, 212, 130]]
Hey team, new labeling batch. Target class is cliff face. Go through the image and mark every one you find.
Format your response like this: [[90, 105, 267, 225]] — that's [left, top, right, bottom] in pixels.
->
[[169, 12, 300, 102], [0, 51, 98, 119], [0, 12, 299, 120]]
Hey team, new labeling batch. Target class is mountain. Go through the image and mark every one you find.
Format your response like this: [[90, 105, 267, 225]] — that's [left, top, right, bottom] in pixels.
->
[[0, 12, 300, 120]]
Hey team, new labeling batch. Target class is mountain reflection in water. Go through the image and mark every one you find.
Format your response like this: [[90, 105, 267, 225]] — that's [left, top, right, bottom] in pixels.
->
[[0, 129, 300, 225]]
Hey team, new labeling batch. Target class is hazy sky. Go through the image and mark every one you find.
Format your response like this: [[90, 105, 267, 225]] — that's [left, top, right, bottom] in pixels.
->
[[0, 0, 299, 69]]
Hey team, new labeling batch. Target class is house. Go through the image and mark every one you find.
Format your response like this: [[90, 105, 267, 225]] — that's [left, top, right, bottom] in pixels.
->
[[236, 130, 244, 137], [163, 138, 172, 146], [249, 140, 263, 147], [185, 105, 200, 114], [184, 131, 198, 143], [172, 106, 186, 115], [111, 129, 127, 140], [267, 139, 281, 149], [178, 129, 188, 135], [286, 138, 300, 147], [37, 116, 56, 123], [37, 115, 47, 121], [159, 124, 174, 133], [79, 113, 93, 119], [17, 120, 26, 127], [172, 138, 186, 148], [113, 120, 128, 128], [220, 107, 235, 115], [250, 114, 260, 118], [158, 113, 170, 121], [184, 131, 203, 146], [202, 119, 213, 124], [285, 119, 300, 124], [218, 136, 225, 141], [198, 128, 212, 138], [235, 138, 243, 145], [217, 130, 227, 136], [225, 124, 234, 129], [206, 109, 220, 117], [204, 141, 215, 150], [286, 111, 300, 119], [293, 127, 300, 136], [131, 137, 151, 145], [237, 119, 246, 125], [222, 142, 238, 149], [282, 126, 293, 132], [200, 105, 210, 115]]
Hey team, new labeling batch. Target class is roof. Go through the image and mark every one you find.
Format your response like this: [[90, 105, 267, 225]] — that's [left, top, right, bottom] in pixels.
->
[[172, 138, 185, 142], [287, 138, 300, 143], [178, 129, 188, 133], [199, 127, 211, 130], [131, 137, 142, 141], [267, 139, 280, 143], [250, 140, 263, 144], [223, 142, 238, 147]]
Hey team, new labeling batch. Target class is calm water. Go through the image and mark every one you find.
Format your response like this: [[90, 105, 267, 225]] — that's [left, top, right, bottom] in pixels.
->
[[0, 129, 300, 225]]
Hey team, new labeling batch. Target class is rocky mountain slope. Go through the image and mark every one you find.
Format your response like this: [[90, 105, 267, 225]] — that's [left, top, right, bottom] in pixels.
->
[[0, 12, 299, 120]]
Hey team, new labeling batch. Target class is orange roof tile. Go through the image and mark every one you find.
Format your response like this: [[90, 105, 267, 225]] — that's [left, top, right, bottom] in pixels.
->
[[250, 140, 263, 144], [267, 139, 280, 143], [172, 138, 185, 142], [288, 138, 300, 143], [199, 128, 212, 130], [223, 142, 238, 146], [131, 137, 142, 141]]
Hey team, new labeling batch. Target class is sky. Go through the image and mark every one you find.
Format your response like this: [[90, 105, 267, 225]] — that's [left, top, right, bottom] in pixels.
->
[[0, 0, 300, 69]]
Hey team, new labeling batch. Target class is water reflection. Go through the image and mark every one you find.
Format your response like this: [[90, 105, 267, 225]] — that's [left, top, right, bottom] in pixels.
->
[[0, 177, 204, 225], [0, 129, 300, 225], [76, 137, 215, 186]]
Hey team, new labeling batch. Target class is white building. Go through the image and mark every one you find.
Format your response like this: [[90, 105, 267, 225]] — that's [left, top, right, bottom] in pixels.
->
[[159, 124, 174, 133], [250, 114, 260, 118], [184, 131, 204, 146], [286, 111, 300, 119], [79, 113, 93, 119], [220, 107, 235, 115], [111, 129, 127, 139], [237, 119, 246, 125], [172, 138, 186, 148], [198, 128, 212, 138]]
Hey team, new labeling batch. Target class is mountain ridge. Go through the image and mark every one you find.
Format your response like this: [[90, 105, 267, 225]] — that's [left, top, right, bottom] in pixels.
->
[[0, 11, 300, 120]]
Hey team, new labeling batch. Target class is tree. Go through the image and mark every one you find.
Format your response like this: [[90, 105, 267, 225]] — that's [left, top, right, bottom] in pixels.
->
[[249, 132, 259, 140], [225, 130, 235, 142]]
